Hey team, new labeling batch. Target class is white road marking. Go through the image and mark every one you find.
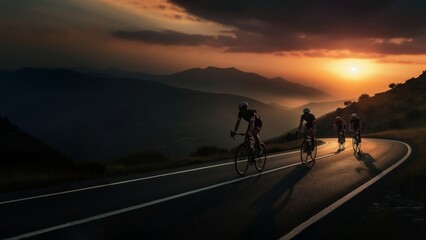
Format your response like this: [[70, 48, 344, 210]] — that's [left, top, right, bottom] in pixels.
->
[[4, 144, 336, 240], [0, 141, 329, 205], [280, 139, 412, 240]]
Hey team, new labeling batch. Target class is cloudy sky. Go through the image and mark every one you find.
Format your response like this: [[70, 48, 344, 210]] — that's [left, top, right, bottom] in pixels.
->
[[1, 0, 426, 98]]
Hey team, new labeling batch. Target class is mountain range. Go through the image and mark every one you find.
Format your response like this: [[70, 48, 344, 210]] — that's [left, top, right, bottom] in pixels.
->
[[84, 66, 333, 106], [0, 68, 301, 161]]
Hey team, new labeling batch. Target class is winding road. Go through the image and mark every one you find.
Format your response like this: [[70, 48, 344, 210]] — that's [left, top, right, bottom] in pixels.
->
[[0, 138, 411, 240]]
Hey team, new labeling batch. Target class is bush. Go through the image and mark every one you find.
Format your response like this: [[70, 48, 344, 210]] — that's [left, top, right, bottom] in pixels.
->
[[118, 150, 168, 165], [389, 119, 402, 129], [358, 94, 370, 102], [190, 145, 228, 157], [406, 109, 423, 120]]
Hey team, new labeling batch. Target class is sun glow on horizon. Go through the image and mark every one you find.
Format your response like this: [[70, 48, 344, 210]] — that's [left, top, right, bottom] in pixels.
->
[[329, 59, 376, 80]]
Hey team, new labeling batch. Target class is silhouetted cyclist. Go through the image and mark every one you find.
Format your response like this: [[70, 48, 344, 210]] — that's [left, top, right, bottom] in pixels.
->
[[230, 102, 263, 156], [334, 116, 346, 149], [349, 113, 362, 143], [297, 108, 317, 148]]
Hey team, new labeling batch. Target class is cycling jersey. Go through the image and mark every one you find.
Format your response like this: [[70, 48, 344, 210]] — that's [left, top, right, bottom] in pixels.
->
[[301, 113, 316, 128], [350, 117, 361, 129], [238, 109, 262, 127], [335, 118, 346, 131]]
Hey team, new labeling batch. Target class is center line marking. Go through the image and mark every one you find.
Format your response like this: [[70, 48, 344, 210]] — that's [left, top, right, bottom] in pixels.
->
[[0, 141, 329, 205], [4, 146, 337, 240]]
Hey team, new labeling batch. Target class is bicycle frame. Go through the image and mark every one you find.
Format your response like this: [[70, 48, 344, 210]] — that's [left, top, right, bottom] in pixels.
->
[[232, 132, 267, 175]]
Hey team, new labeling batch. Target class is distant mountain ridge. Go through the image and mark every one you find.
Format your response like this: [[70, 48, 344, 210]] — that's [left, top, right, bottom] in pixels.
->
[[0, 68, 300, 161], [85, 66, 333, 106], [293, 99, 354, 118]]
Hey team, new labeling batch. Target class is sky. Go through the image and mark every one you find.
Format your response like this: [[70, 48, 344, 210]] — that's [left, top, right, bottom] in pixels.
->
[[1, 0, 426, 98]]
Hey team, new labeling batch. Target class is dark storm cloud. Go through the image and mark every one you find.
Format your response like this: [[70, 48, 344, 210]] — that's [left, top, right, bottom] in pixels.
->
[[113, 29, 234, 47], [162, 0, 426, 55]]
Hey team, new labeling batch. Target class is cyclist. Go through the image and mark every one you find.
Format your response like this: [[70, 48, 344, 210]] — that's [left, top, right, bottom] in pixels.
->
[[334, 116, 346, 149], [230, 102, 263, 155], [297, 108, 317, 147], [349, 113, 362, 143]]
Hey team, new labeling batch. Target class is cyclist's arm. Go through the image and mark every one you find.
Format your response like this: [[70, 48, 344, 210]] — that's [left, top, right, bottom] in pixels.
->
[[233, 118, 241, 132], [298, 118, 303, 132], [313, 119, 317, 129], [333, 124, 336, 131]]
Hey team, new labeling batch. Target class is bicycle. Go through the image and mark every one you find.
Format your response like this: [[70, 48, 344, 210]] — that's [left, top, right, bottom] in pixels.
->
[[231, 132, 266, 175], [351, 131, 361, 153], [337, 129, 345, 150], [298, 130, 317, 165]]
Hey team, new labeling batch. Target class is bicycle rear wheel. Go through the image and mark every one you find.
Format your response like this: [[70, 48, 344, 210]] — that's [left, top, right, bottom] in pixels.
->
[[300, 141, 309, 165], [254, 143, 266, 171], [235, 144, 249, 175]]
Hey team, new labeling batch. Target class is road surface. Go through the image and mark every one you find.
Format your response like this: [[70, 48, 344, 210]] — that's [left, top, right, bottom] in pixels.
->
[[0, 138, 411, 240]]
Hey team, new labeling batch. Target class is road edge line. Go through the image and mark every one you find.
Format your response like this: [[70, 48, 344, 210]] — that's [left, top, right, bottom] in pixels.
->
[[279, 139, 412, 240]]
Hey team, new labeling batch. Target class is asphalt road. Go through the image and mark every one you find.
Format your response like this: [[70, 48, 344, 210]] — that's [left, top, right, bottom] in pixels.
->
[[0, 138, 411, 240]]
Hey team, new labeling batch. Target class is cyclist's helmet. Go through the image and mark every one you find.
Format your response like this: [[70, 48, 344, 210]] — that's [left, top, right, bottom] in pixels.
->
[[238, 102, 249, 110], [351, 113, 358, 118], [336, 116, 342, 120], [303, 107, 310, 114]]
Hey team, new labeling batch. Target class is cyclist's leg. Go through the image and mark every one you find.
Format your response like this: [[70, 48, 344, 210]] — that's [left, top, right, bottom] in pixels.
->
[[253, 127, 261, 151], [309, 127, 315, 142], [310, 127, 316, 150], [356, 128, 361, 143]]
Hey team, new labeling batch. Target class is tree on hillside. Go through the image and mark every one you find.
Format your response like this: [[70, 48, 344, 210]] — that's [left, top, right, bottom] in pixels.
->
[[389, 83, 396, 89], [344, 101, 353, 106], [358, 94, 370, 102]]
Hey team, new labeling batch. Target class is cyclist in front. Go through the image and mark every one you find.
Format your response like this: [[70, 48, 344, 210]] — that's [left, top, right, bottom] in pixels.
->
[[349, 113, 362, 143], [230, 102, 263, 155], [334, 116, 346, 149], [297, 108, 317, 144]]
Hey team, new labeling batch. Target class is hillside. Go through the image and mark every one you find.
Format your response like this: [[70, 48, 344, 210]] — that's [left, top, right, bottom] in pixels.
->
[[314, 72, 426, 240], [0, 116, 72, 169], [0, 68, 300, 162], [315, 71, 426, 135]]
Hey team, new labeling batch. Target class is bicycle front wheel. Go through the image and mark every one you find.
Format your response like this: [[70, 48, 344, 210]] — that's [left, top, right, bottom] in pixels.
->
[[235, 144, 249, 175], [310, 140, 317, 161], [254, 143, 266, 172], [300, 141, 309, 165], [352, 137, 359, 153]]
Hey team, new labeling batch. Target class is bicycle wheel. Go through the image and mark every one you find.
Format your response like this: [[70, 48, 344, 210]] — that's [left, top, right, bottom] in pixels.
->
[[235, 144, 249, 175], [356, 135, 362, 152], [352, 136, 359, 153], [339, 134, 345, 149], [254, 143, 266, 171], [300, 140, 309, 165], [310, 140, 317, 160]]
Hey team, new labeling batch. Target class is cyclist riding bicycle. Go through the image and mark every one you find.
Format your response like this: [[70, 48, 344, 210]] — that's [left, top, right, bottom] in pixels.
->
[[334, 116, 346, 148], [297, 108, 317, 144], [230, 102, 263, 155], [349, 113, 362, 143]]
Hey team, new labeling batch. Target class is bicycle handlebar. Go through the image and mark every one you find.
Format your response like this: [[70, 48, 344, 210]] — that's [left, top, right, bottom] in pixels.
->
[[230, 131, 249, 140]]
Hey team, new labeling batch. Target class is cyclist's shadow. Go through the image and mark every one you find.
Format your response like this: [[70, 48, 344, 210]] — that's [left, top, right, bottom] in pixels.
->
[[354, 151, 382, 175], [243, 163, 314, 239]]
